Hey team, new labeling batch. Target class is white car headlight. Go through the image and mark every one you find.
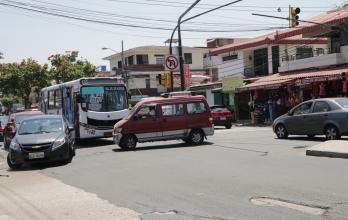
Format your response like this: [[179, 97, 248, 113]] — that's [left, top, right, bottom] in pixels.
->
[[52, 134, 66, 150], [10, 139, 20, 151]]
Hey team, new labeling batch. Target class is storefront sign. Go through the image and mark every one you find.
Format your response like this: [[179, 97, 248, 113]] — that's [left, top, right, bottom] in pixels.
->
[[301, 75, 343, 84], [222, 76, 244, 93]]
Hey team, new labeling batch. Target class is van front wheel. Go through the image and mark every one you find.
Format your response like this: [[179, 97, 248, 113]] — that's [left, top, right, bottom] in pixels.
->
[[119, 135, 137, 150], [188, 129, 204, 145]]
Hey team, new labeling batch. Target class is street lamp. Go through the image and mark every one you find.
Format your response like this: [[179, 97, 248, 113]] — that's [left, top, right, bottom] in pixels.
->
[[102, 47, 118, 53], [102, 41, 126, 85]]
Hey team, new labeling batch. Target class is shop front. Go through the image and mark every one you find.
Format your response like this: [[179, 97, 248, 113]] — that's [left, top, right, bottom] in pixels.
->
[[222, 76, 244, 119], [235, 67, 348, 123]]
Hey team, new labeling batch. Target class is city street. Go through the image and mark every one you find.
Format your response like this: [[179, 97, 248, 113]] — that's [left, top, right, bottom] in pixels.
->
[[1, 126, 348, 220]]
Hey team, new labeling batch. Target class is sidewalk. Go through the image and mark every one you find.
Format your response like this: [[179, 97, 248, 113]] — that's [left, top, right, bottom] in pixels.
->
[[0, 146, 7, 171], [306, 140, 348, 159], [233, 120, 273, 127]]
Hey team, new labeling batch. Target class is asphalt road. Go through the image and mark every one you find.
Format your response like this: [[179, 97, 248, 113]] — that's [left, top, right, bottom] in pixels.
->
[[5, 127, 348, 220]]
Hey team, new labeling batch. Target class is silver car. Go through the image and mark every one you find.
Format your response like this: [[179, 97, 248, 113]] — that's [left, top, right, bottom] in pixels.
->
[[273, 98, 348, 140]]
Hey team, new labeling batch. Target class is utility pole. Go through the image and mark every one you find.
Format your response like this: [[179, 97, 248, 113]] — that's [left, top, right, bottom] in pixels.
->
[[170, 0, 242, 91], [177, 0, 201, 91]]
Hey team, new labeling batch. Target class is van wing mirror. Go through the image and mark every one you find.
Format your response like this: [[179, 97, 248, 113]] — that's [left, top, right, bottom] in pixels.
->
[[68, 125, 75, 132]]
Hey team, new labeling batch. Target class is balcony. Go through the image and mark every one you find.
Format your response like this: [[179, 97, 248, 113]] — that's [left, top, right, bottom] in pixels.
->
[[279, 46, 348, 72], [203, 56, 220, 69]]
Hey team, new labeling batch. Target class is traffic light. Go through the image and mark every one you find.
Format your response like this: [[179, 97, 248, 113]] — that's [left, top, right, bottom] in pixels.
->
[[165, 73, 172, 88], [290, 7, 301, 27], [158, 74, 166, 85]]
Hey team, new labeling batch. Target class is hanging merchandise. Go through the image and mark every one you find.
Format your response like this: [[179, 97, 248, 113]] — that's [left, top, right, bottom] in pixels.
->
[[319, 82, 326, 97], [343, 81, 348, 95], [312, 82, 318, 98]]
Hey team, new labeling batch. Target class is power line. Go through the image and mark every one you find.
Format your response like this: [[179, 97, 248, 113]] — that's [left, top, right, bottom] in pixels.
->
[[0, 0, 288, 32]]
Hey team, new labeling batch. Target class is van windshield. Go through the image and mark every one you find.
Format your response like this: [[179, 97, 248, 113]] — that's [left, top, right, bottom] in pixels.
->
[[124, 103, 140, 120]]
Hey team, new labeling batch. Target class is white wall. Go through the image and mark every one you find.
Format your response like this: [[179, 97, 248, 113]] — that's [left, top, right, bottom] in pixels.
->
[[205, 89, 214, 106], [217, 51, 244, 79]]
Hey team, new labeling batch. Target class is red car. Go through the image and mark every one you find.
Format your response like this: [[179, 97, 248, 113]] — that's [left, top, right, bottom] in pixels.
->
[[4, 110, 44, 149], [0, 115, 9, 142], [210, 105, 233, 129]]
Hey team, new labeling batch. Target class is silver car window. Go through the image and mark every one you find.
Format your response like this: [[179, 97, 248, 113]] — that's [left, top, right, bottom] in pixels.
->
[[293, 102, 313, 115], [313, 101, 330, 113]]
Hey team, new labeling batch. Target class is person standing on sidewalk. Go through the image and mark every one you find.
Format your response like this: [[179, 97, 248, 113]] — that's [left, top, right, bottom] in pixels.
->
[[248, 100, 255, 124]]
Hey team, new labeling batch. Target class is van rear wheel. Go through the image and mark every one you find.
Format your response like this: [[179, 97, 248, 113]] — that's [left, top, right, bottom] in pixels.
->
[[120, 135, 137, 150], [188, 129, 204, 145]]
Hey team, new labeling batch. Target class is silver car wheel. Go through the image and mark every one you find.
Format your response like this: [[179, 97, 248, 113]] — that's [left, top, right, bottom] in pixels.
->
[[325, 127, 338, 140], [276, 125, 287, 138]]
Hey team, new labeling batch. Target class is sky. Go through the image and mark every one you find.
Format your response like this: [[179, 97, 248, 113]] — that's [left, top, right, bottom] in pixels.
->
[[0, 0, 347, 69]]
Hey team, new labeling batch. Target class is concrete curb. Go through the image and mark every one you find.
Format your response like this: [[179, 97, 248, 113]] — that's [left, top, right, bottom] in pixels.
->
[[306, 140, 348, 159], [306, 150, 348, 159]]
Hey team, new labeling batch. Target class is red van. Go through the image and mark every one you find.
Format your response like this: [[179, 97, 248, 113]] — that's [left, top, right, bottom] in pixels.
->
[[113, 95, 214, 150]]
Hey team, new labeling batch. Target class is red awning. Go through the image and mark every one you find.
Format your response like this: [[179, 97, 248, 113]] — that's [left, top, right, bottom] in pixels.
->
[[236, 66, 348, 92], [236, 79, 293, 92]]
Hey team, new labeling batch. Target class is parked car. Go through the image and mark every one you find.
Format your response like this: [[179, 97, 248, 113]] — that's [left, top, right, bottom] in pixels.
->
[[113, 95, 214, 150], [7, 115, 75, 169], [273, 98, 348, 140], [3, 110, 44, 148], [0, 115, 9, 142], [210, 105, 233, 129]]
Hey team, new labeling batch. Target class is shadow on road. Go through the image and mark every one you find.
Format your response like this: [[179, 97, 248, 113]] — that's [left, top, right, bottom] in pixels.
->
[[112, 141, 214, 152], [76, 138, 115, 149]]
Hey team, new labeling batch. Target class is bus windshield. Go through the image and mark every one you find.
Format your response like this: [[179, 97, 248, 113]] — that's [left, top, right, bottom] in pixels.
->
[[81, 86, 128, 112]]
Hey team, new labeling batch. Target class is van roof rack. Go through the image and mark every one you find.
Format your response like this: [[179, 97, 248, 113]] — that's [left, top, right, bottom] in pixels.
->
[[160, 91, 196, 98]]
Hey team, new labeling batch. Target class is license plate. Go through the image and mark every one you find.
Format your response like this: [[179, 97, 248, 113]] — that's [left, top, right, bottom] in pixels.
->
[[220, 117, 226, 120], [28, 152, 44, 159]]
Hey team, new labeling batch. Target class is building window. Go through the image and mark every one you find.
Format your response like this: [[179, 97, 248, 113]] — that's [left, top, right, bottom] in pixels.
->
[[184, 53, 192, 64], [117, 61, 122, 68], [155, 55, 165, 64], [296, 47, 313, 60], [145, 78, 151, 89], [222, 54, 238, 62], [127, 56, 134, 65], [136, 54, 149, 64]]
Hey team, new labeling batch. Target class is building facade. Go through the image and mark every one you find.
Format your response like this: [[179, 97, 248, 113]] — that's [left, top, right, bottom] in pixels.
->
[[103, 46, 209, 103]]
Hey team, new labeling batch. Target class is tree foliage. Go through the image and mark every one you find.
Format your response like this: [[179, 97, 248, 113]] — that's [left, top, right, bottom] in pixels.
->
[[48, 54, 97, 84], [0, 59, 50, 108]]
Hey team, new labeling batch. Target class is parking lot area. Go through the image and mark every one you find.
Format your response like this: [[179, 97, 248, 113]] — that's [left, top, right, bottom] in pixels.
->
[[1, 126, 348, 220]]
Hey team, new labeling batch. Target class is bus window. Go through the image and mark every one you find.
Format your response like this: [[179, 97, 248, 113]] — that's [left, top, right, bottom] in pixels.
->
[[81, 86, 128, 112]]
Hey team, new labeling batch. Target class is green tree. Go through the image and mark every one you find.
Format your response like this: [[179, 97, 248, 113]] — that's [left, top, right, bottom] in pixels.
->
[[0, 52, 3, 60], [0, 59, 50, 108], [48, 54, 97, 83]]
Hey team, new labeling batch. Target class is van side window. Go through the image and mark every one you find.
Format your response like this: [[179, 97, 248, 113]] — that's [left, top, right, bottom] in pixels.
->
[[161, 104, 184, 116], [187, 102, 206, 114], [137, 105, 156, 119]]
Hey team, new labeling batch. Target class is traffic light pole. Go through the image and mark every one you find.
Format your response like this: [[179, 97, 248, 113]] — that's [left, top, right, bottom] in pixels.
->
[[169, 0, 242, 91]]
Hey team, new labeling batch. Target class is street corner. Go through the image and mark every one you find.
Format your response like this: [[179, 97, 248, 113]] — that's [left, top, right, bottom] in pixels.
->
[[306, 140, 348, 159], [0, 171, 141, 220]]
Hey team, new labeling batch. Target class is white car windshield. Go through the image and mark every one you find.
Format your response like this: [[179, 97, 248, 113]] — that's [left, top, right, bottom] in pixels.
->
[[335, 99, 348, 108]]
